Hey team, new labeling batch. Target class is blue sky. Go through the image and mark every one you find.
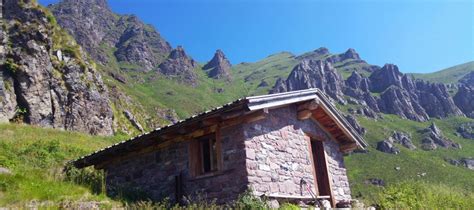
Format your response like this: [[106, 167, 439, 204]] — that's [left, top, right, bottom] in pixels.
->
[[39, 0, 473, 73]]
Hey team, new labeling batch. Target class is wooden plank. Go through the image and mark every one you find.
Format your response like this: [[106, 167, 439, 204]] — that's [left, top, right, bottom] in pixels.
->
[[297, 109, 313, 120], [297, 99, 320, 111]]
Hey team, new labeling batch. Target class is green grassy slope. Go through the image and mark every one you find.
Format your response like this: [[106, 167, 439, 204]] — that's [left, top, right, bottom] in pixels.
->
[[345, 114, 474, 205], [409, 61, 474, 84], [0, 123, 126, 207]]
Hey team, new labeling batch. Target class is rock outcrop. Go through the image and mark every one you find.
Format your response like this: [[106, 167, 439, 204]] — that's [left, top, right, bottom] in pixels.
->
[[203, 49, 232, 81], [420, 123, 460, 150], [446, 158, 474, 170], [49, 0, 172, 71], [454, 85, 474, 118], [376, 140, 400, 154], [272, 60, 346, 103], [327, 48, 361, 63], [0, 0, 113, 135], [273, 59, 466, 122], [456, 122, 474, 140], [390, 131, 416, 150], [158, 46, 198, 85], [370, 64, 464, 121], [459, 71, 474, 86], [344, 115, 366, 135]]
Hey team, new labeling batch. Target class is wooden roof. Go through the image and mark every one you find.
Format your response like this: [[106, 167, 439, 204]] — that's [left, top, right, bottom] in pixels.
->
[[72, 89, 367, 168]]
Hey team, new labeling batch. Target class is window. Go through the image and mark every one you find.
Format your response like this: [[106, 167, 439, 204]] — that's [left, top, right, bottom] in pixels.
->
[[189, 133, 221, 177]]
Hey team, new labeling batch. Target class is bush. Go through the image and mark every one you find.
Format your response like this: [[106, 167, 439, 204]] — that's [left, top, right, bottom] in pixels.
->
[[377, 181, 474, 209], [63, 164, 105, 194], [234, 190, 268, 210]]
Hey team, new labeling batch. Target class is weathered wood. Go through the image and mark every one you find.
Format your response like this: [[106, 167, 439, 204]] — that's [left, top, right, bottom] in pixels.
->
[[95, 110, 267, 169], [297, 109, 313, 120], [297, 99, 319, 111], [339, 143, 357, 153]]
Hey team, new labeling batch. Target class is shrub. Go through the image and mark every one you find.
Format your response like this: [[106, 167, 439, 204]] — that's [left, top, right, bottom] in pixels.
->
[[5, 59, 19, 73], [377, 181, 474, 209], [63, 164, 105, 194], [234, 190, 268, 210]]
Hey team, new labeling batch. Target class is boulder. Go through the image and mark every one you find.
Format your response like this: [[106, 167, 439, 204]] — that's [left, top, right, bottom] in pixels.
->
[[365, 178, 385, 187], [391, 131, 416, 150], [376, 140, 400, 154], [461, 158, 474, 170], [0, 167, 12, 175], [456, 122, 474, 140]]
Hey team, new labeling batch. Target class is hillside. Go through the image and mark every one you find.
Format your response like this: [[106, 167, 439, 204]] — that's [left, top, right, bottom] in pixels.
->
[[410, 61, 474, 84], [0, 0, 473, 208], [0, 123, 124, 207]]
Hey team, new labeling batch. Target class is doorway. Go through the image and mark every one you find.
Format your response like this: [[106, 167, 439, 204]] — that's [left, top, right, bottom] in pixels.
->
[[310, 140, 332, 200]]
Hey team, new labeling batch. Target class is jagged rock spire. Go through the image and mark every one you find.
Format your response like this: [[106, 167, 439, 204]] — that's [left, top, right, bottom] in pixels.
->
[[203, 49, 232, 81], [158, 46, 198, 86]]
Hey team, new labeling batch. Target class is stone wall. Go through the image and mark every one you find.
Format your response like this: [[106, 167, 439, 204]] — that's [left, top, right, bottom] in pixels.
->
[[242, 105, 352, 203], [324, 139, 352, 202], [104, 124, 248, 204], [103, 104, 352, 205]]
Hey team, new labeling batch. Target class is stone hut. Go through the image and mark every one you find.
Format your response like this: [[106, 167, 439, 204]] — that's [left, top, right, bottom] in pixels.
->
[[72, 89, 367, 207]]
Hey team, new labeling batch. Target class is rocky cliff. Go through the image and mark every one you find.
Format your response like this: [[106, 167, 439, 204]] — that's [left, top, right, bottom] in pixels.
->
[[272, 59, 346, 103], [0, 0, 113, 135], [49, 0, 172, 71], [203, 49, 232, 81], [158, 46, 198, 86], [273, 50, 467, 122]]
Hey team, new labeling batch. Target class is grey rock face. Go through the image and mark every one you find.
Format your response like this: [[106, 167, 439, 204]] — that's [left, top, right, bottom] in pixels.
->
[[295, 47, 330, 60], [123, 110, 144, 132], [203, 49, 232, 81], [378, 86, 429, 121], [158, 46, 198, 85], [454, 85, 474, 118], [391, 131, 416, 150], [376, 140, 400, 154], [272, 60, 346, 103], [461, 158, 474, 170], [421, 123, 460, 150], [371, 64, 463, 121], [446, 157, 474, 170], [1, 0, 113, 135], [327, 48, 361, 63], [369, 64, 404, 92], [344, 115, 366, 135], [459, 71, 474, 86], [456, 122, 474, 140], [415, 81, 464, 118], [0, 71, 17, 122], [49, 0, 171, 71]]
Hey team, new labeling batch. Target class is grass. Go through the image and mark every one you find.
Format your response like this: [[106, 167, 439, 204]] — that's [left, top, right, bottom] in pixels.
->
[[345, 114, 474, 206], [409, 61, 474, 84], [0, 123, 125, 207]]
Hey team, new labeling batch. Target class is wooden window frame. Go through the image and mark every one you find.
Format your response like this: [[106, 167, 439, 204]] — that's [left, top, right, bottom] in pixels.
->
[[189, 130, 223, 178]]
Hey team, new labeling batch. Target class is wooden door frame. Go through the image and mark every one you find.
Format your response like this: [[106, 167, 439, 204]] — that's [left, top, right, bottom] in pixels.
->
[[306, 133, 336, 207]]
